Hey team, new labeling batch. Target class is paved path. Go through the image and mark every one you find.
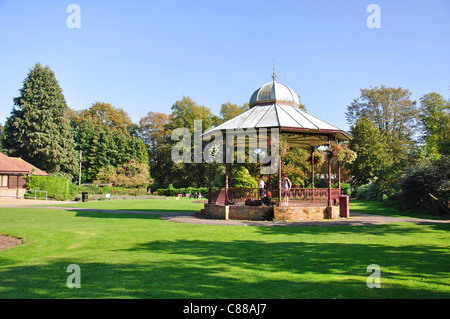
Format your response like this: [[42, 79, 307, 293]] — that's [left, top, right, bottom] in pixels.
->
[[5, 203, 448, 227], [164, 212, 450, 227]]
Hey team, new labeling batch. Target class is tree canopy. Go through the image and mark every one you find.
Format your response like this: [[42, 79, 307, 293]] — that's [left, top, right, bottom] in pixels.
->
[[2, 63, 78, 176]]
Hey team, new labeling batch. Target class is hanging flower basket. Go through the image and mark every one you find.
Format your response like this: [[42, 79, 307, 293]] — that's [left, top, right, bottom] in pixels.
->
[[308, 149, 325, 165], [327, 141, 357, 164]]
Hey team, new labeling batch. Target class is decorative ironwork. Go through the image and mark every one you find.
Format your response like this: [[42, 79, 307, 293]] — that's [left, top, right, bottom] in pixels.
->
[[209, 187, 341, 207]]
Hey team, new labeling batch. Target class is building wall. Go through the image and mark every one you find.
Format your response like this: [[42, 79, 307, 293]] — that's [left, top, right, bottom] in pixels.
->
[[8, 175, 27, 189], [0, 174, 27, 198], [273, 206, 339, 220]]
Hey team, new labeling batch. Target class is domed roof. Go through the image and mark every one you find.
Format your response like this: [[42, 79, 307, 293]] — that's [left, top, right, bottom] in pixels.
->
[[249, 81, 300, 108]]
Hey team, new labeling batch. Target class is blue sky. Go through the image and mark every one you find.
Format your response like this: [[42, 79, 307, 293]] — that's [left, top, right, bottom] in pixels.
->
[[0, 0, 449, 132]]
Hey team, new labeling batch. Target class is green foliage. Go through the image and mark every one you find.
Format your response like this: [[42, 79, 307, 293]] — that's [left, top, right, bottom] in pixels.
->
[[281, 146, 310, 187], [156, 187, 208, 197], [232, 166, 258, 188], [26, 174, 71, 201], [74, 114, 149, 184], [219, 102, 248, 121], [77, 184, 150, 196], [419, 92, 450, 157], [352, 176, 399, 202], [352, 179, 381, 201], [2, 63, 78, 176], [349, 118, 394, 187], [138, 111, 171, 188], [346, 86, 419, 163], [94, 159, 150, 188], [398, 156, 450, 216], [340, 182, 351, 196], [71, 102, 135, 135], [169, 96, 220, 132]]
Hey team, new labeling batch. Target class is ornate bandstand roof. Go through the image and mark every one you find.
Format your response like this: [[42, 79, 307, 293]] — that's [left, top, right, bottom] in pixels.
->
[[203, 73, 351, 147]]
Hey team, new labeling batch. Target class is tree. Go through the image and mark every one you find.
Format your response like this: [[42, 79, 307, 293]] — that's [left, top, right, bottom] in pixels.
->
[[232, 166, 258, 188], [169, 96, 220, 132], [419, 92, 450, 157], [0, 123, 4, 152], [75, 119, 149, 184], [219, 102, 248, 122], [139, 111, 172, 188], [168, 96, 220, 188], [94, 159, 150, 188], [349, 118, 392, 187], [281, 147, 310, 188], [139, 111, 170, 159], [346, 86, 419, 164], [398, 155, 450, 216], [71, 102, 135, 135], [1, 63, 78, 176]]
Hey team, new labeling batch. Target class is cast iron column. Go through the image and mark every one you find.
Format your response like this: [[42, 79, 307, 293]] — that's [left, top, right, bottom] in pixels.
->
[[208, 163, 212, 204], [278, 154, 282, 207], [327, 139, 332, 207], [225, 163, 229, 205]]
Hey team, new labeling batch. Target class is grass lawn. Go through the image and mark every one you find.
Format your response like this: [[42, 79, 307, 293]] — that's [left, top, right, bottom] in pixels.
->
[[0, 198, 448, 299], [350, 199, 449, 220], [46, 197, 206, 213]]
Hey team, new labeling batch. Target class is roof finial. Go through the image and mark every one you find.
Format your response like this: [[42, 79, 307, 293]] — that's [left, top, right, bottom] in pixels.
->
[[272, 59, 276, 82]]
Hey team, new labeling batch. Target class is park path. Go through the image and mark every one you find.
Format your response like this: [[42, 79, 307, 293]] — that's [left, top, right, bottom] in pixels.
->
[[1, 199, 448, 227]]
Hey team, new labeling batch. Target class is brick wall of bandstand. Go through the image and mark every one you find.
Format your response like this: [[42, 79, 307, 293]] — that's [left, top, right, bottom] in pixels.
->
[[201, 204, 340, 221]]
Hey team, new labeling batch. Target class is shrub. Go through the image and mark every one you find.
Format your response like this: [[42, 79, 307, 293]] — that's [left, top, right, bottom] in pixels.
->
[[398, 156, 450, 216], [156, 187, 208, 197], [232, 166, 258, 188], [340, 182, 351, 196], [26, 174, 71, 201]]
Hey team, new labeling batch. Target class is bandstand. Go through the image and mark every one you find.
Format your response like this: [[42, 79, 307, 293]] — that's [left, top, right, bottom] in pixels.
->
[[200, 73, 352, 221]]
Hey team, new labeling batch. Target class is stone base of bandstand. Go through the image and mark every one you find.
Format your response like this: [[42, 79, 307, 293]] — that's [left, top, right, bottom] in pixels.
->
[[200, 204, 340, 221]]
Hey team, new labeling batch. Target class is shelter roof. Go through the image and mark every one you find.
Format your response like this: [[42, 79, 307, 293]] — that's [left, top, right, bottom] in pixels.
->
[[0, 152, 48, 176]]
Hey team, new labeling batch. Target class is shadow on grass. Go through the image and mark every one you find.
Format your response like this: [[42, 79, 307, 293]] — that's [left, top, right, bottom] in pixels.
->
[[350, 200, 449, 220], [253, 222, 450, 237], [73, 210, 165, 220], [1, 226, 448, 299]]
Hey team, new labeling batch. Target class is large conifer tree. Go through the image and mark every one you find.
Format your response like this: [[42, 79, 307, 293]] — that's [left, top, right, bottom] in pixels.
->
[[2, 63, 77, 176]]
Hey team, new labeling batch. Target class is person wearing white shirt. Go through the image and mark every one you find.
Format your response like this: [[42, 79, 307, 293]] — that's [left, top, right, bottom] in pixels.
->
[[259, 174, 265, 198], [282, 173, 292, 205]]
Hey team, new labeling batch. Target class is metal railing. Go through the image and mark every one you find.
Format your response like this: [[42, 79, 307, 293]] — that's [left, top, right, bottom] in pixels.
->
[[24, 190, 48, 200], [209, 187, 341, 207], [0, 189, 48, 200]]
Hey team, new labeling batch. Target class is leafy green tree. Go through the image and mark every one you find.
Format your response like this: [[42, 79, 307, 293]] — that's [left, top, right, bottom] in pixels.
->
[[71, 102, 135, 135], [167, 97, 220, 188], [398, 155, 450, 216], [74, 112, 149, 184], [346, 86, 419, 165], [138, 111, 173, 188], [281, 147, 310, 188], [2, 63, 77, 176], [349, 118, 393, 187], [169, 96, 220, 132], [232, 166, 258, 188], [94, 159, 150, 188], [0, 123, 4, 153], [219, 102, 248, 121], [419, 92, 450, 157]]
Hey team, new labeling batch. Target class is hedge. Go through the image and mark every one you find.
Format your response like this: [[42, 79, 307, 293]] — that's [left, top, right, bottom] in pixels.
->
[[157, 187, 209, 197], [26, 175, 71, 201]]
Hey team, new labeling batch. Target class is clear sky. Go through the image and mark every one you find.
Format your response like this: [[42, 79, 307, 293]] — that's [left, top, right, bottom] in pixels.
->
[[0, 0, 449, 132]]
